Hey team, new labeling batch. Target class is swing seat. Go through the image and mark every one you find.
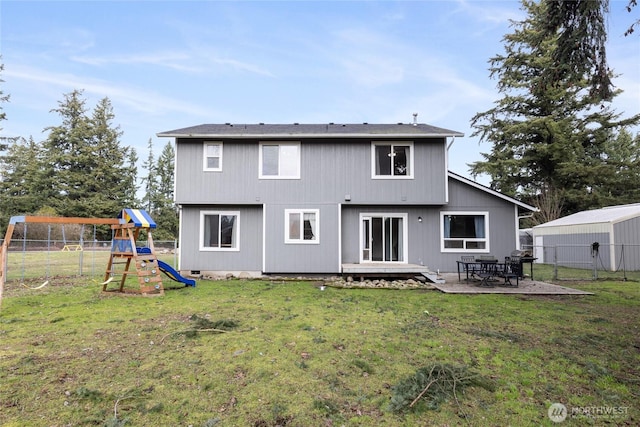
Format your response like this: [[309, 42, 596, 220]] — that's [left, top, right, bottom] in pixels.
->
[[21, 280, 49, 290], [100, 277, 114, 286]]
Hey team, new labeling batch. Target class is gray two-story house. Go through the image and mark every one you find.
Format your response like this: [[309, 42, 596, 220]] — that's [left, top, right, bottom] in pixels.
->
[[158, 123, 536, 278]]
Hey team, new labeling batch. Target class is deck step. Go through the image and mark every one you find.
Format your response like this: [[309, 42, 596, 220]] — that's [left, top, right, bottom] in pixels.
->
[[421, 271, 445, 284]]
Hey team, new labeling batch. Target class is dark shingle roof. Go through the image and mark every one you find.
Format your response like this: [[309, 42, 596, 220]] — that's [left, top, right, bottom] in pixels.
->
[[157, 123, 464, 138]]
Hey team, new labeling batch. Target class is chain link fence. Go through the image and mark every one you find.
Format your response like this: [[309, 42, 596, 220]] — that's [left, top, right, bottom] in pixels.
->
[[1, 239, 178, 284], [524, 243, 640, 281]]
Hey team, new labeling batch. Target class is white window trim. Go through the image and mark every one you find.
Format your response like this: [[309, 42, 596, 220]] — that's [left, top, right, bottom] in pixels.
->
[[371, 141, 414, 179], [203, 141, 223, 172], [440, 211, 490, 253], [259, 141, 301, 179], [199, 210, 240, 252], [285, 209, 319, 244]]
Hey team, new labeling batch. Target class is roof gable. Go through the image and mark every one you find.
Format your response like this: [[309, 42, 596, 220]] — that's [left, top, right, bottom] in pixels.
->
[[448, 171, 537, 212]]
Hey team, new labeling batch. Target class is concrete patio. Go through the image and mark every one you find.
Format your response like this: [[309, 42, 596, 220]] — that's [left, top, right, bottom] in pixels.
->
[[432, 273, 593, 295]]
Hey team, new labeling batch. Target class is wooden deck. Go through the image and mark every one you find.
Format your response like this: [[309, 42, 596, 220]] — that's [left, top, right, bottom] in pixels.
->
[[342, 263, 432, 274]]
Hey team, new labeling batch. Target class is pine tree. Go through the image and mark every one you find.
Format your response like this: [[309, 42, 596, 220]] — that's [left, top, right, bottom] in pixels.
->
[[625, 0, 639, 36], [122, 147, 140, 208], [84, 97, 133, 219], [153, 142, 178, 240], [542, 0, 613, 101], [470, 0, 640, 222], [0, 137, 45, 225], [141, 138, 156, 212], [0, 61, 9, 151], [41, 90, 139, 238], [42, 89, 92, 215]]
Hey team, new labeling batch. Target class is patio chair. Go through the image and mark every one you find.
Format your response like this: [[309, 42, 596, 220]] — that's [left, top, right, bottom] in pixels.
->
[[502, 257, 521, 287], [460, 255, 477, 278], [476, 262, 499, 287]]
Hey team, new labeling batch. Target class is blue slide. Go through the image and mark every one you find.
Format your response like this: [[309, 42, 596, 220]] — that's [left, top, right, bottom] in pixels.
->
[[157, 260, 196, 287], [136, 247, 196, 287]]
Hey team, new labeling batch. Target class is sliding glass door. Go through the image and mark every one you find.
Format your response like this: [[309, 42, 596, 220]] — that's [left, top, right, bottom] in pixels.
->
[[361, 214, 407, 262]]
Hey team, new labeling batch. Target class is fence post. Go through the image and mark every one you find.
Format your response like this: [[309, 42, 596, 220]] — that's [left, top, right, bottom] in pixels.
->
[[592, 243, 598, 280], [553, 246, 558, 281]]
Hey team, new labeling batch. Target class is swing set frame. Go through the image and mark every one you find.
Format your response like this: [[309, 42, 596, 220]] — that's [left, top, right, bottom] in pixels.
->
[[0, 215, 120, 310]]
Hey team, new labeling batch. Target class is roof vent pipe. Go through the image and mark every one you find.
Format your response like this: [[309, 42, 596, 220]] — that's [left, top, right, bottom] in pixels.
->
[[413, 113, 418, 126]]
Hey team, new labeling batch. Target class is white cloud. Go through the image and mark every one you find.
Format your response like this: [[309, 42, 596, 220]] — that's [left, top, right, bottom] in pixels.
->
[[71, 52, 201, 73], [4, 64, 217, 118]]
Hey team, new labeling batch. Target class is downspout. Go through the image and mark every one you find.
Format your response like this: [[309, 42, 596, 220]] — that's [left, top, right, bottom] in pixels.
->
[[338, 204, 342, 274], [447, 136, 456, 151], [445, 136, 456, 203]]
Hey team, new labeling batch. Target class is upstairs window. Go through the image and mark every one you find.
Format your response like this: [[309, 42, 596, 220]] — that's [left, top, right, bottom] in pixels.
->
[[260, 142, 300, 179], [203, 142, 222, 171], [372, 142, 413, 179], [441, 212, 489, 252], [285, 209, 319, 244], [200, 211, 239, 251]]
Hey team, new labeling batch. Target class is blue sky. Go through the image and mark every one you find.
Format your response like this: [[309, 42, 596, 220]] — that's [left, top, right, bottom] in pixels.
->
[[1, 1, 639, 184]]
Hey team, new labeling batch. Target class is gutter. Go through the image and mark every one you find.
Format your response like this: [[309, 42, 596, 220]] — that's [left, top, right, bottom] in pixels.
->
[[157, 132, 465, 139]]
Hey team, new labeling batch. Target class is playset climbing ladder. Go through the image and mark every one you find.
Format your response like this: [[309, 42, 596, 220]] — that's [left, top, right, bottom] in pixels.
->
[[103, 209, 164, 296]]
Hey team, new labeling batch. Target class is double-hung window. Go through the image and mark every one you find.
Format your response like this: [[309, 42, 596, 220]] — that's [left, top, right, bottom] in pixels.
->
[[285, 209, 319, 244], [200, 211, 239, 251], [259, 142, 300, 179], [441, 212, 489, 252], [203, 142, 222, 171], [372, 141, 413, 178]]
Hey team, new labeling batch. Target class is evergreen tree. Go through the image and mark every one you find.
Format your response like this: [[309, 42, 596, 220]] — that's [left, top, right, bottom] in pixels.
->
[[82, 97, 134, 219], [625, 0, 639, 36], [0, 137, 45, 226], [42, 89, 92, 214], [595, 129, 640, 204], [470, 0, 640, 223], [542, 0, 613, 101], [41, 90, 139, 238], [141, 138, 156, 212], [153, 142, 178, 240], [0, 61, 9, 151], [122, 147, 140, 208]]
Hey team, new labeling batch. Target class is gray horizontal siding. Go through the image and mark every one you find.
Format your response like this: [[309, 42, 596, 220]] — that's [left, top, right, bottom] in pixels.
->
[[263, 204, 340, 274], [177, 177, 523, 274], [341, 178, 522, 273], [430, 178, 520, 272], [175, 138, 447, 205], [178, 205, 263, 272]]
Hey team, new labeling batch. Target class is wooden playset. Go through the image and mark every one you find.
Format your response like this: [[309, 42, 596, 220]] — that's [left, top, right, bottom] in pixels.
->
[[103, 208, 165, 296], [0, 208, 195, 309]]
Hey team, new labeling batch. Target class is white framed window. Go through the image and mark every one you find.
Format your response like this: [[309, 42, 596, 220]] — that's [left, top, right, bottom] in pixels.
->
[[440, 211, 489, 253], [203, 142, 222, 171], [371, 141, 414, 179], [259, 142, 300, 179], [200, 211, 239, 251], [285, 209, 319, 244]]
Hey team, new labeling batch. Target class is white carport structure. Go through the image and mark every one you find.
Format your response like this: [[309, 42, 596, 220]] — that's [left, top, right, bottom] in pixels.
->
[[532, 203, 640, 270]]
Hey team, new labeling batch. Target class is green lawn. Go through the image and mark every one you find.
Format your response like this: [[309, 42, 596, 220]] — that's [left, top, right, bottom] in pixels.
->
[[0, 268, 638, 426]]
